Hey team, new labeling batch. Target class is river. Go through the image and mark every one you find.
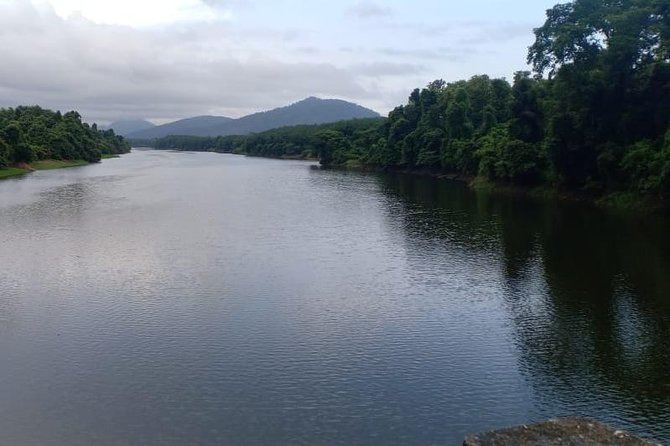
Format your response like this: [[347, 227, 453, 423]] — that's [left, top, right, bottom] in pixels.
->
[[0, 149, 669, 445]]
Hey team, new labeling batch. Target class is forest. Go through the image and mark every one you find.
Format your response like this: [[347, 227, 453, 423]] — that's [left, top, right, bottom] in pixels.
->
[[0, 106, 130, 169], [143, 0, 670, 202], [145, 118, 385, 160]]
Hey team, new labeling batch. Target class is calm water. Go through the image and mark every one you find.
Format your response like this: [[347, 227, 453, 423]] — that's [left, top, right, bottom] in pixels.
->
[[1, 150, 669, 445]]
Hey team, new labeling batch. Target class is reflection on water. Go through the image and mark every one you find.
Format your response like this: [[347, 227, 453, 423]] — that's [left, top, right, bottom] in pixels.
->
[[379, 174, 670, 439], [0, 151, 668, 446]]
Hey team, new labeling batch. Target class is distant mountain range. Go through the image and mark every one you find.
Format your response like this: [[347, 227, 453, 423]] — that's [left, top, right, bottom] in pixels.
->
[[105, 119, 156, 136], [119, 97, 380, 139]]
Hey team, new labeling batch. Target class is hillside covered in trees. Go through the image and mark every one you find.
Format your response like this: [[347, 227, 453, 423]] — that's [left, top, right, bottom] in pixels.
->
[[0, 106, 130, 169], [126, 97, 380, 139], [146, 0, 670, 203]]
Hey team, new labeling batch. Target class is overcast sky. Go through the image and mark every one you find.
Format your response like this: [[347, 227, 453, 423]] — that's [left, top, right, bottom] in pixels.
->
[[0, 0, 559, 124]]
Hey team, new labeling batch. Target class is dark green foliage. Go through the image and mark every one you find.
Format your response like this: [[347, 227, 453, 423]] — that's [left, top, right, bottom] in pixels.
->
[[146, 118, 385, 164], [621, 138, 670, 196], [0, 139, 10, 168], [13, 143, 35, 164], [314, 130, 345, 167], [527, 0, 670, 194], [510, 72, 544, 143], [528, 0, 669, 77], [379, 75, 518, 178], [0, 106, 130, 166]]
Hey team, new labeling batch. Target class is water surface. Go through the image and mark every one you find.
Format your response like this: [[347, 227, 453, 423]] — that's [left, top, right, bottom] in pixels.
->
[[1, 150, 669, 445]]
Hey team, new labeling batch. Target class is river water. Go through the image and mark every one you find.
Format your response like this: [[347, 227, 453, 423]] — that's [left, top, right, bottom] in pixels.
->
[[0, 149, 669, 445]]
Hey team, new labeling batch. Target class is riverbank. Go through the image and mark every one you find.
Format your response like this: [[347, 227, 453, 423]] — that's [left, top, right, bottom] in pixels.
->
[[241, 152, 318, 162], [32, 159, 91, 170], [0, 167, 31, 179], [325, 161, 668, 213], [0, 156, 122, 180]]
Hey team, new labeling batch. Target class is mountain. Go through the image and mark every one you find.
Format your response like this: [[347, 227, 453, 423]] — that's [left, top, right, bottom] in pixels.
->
[[126, 97, 380, 139], [106, 119, 156, 136], [125, 115, 234, 139]]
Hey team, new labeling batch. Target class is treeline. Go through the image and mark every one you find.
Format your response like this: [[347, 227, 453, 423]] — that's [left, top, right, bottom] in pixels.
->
[[140, 118, 385, 160], [0, 106, 130, 167], [146, 0, 670, 200]]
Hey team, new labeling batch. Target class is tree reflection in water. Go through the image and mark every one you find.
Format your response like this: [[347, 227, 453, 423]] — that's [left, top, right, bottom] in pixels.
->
[[379, 173, 670, 439]]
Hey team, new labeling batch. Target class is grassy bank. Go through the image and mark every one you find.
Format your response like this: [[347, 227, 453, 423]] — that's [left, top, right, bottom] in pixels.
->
[[31, 159, 90, 170], [0, 167, 30, 179], [0, 157, 109, 180], [0, 152, 125, 181]]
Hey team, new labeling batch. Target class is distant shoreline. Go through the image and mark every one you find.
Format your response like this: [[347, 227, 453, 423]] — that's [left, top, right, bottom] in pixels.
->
[[0, 155, 121, 180], [320, 162, 669, 213]]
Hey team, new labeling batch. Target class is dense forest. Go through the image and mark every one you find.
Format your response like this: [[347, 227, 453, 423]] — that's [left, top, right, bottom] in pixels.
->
[[143, 0, 670, 202], [144, 118, 385, 160], [0, 106, 130, 168]]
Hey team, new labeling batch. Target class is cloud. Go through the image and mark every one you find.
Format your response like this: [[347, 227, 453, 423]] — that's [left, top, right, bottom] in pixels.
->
[[455, 22, 532, 45], [41, 0, 228, 27], [0, 0, 550, 124], [0, 1, 372, 122], [345, 2, 393, 20], [377, 47, 476, 63], [351, 62, 426, 77]]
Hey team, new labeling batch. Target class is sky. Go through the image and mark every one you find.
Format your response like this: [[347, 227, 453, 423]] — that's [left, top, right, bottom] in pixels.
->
[[0, 0, 559, 124]]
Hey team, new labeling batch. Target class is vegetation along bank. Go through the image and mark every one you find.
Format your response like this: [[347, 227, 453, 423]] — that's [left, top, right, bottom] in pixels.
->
[[0, 106, 131, 179]]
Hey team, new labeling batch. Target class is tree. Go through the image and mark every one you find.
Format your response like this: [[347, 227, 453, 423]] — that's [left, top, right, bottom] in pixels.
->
[[0, 138, 9, 167], [510, 71, 544, 143], [315, 130, 347, 167], [0, 106, 130, 165], [2, 121, 22, 147], [529, 0, 669, 77], [445, 88, 473, 140]]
